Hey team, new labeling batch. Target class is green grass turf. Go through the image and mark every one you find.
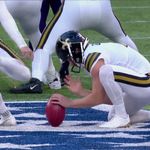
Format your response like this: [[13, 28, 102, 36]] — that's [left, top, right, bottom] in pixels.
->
[[0, 0, 150, 111]]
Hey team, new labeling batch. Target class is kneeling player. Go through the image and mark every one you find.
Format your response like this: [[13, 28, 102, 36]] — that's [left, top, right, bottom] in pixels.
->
[[0, 40, 31, 126], [51, 31, 150, 128]]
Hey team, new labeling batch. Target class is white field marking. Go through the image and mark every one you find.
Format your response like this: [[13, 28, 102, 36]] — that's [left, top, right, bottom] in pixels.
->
[[113, 6, 150, 9], [8, 107, 44, 111], [5, 101, 46, 103], [80, 132, 147, 139], [120, 142, 150, 147], [0, 119, 149, 132], [14, 112, 45, 118], [133, 37, 150, 40], [0, 143, 53, 150], [92, 104, 112, 112], [0, 135, 20, 138], [0, 143, 30, 150], [3, 33, 150, 42], [125, 20, 150, 24], [0, 102, 149, 132]]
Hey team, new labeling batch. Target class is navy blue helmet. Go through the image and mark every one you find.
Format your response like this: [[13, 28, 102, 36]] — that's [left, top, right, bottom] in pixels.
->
[[56, 31, 89, 72]]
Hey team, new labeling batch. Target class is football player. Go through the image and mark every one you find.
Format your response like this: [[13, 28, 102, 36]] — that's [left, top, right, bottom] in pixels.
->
[[0, 0, 33, 59], [11, 0, 138, 94], [51, 31, 150, 128], [0, 40, 31, 83], [5, 0, 62, 89], [0, 40, 31, 126]]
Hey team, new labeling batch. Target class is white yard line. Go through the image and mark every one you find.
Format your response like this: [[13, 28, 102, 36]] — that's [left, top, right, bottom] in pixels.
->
[[113, 6, 150, 9], [125, 20, 150, 24]]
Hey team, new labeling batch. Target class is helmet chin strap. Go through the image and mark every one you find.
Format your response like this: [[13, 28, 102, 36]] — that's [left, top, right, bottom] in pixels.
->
[[71, 64, 81, 73], [66, 44, 80, 73]]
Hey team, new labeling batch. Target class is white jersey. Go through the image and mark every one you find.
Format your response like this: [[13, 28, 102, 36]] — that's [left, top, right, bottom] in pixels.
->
[[0, 1, 27, 48], [84, 43, 150, 116], [83, 43, 150, 75]]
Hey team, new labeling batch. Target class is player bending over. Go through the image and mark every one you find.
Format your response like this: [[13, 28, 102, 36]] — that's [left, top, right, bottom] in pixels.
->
[[0, 0, 33, 59], [51, 31, 150, 128], [5, 0, 62, 90], [0, 40, 31, 126], [10, 0, 138, 94]]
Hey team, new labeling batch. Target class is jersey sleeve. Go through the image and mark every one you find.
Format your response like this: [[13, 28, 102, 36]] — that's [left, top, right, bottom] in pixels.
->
[[84, 51, 110, 74], [0, 1, 27, 49]]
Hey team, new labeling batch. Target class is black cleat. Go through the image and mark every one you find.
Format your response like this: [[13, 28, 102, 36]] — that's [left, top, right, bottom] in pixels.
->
[[10, 78, 43, 94]]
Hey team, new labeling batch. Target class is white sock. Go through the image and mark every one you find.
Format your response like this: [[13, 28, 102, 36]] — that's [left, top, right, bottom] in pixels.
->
[[32, 48, 50, 81], [100, 65, 128, 118], [45, 57, 57, 81], [114, 104, 129, 118]]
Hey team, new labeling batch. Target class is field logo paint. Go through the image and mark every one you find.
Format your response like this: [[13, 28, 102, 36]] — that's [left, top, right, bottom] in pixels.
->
[[0, 102, 150, 150]]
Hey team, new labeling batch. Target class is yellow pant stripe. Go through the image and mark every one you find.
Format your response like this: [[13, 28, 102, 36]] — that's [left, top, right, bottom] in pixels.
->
[[114, 72, 150, 87], [36, 3, 64, 49], [0, 39, 22, 62]]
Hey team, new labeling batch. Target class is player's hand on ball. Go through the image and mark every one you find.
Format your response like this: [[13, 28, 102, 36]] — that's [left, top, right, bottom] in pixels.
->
[[51, 93, 72, 108], [46, 95, 65, 127]]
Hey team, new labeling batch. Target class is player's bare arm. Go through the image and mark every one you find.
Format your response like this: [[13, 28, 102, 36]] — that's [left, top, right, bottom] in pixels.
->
[[52, 58, 111, 108]]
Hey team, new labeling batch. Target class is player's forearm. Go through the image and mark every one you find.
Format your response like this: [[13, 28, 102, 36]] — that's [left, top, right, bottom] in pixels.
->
[[77, 89, 92, 97], [70, 92, 105, 108]]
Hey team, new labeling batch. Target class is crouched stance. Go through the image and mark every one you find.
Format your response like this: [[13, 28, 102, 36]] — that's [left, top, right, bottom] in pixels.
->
[[51, 31, 150, 128]]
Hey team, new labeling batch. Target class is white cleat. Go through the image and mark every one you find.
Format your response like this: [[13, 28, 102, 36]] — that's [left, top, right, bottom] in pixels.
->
[[48, 78, 61, 89], [107, 106, 115, 121], [44, 71, 61, 89], [99, 115, 130, 128], [0, 115, 16, 126]]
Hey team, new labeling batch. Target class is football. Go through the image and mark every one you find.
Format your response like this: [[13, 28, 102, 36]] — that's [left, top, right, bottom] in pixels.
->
[[45, 99, 65, 127]]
